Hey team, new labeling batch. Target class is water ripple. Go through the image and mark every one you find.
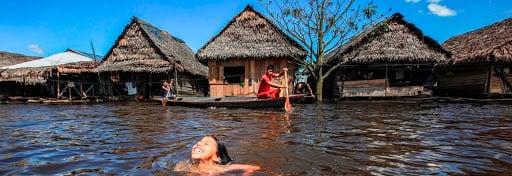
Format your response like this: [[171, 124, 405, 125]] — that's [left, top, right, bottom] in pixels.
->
[[0, 101, 511, 175]]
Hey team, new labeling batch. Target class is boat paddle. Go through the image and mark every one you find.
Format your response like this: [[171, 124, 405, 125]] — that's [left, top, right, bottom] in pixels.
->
[[284, 70, 292, 112]]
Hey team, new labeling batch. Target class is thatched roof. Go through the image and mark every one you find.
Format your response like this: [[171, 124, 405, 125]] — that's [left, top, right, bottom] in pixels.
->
[[56, 61, 99, 74], [98, 17, 207, 76], [196, 5, 307, 61], [328, 13, 449, 65], [442, 17, 512, 63], [0, 51, 40, 67], [0, 67, 49, 84]]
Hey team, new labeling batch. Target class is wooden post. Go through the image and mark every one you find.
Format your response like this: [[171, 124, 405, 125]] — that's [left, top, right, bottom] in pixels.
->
[[484, 64, 493, 95], [385, 64, 388, 97], [57, 72, 60, 99], [175, 65, 178, 97], [79, 71, 84, 98], [69, 85, 72, 101]]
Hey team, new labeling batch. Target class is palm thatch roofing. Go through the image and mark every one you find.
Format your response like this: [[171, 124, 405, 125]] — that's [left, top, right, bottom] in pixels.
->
[[0, 67, 48, 84], [0, 51, 40, 67], [328, 13, 449, 65], [442, 17, 512, 63], [56, 61, 99, 74], [98, 17, 207, 76], [196, 5, 307, 61]]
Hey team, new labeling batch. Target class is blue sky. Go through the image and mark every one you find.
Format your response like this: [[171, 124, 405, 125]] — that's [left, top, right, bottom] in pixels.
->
[[0, 0, 511, 58]]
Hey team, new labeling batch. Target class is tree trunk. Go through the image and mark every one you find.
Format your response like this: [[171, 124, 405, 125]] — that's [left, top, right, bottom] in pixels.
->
[[316, 77, 324, 102]]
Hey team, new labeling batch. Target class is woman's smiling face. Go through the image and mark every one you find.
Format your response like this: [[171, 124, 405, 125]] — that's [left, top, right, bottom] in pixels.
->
[[191, 136, 219, 163]]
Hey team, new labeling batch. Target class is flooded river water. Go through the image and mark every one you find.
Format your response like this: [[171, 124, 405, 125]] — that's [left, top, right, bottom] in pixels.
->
[[1, 101, 511, 175]]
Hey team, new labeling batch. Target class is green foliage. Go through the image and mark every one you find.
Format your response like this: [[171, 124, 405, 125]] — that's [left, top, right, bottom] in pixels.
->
[[369, 22, 389, 38], [364, 2, 377, 18], [259, 0, 383, 101]]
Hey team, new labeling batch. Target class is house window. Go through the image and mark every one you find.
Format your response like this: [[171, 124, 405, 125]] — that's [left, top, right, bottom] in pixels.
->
[[224, 66, 245, 83]]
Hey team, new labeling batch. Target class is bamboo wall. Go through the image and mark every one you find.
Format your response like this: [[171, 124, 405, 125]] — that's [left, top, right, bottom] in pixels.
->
[[208, 58, 294, 97]]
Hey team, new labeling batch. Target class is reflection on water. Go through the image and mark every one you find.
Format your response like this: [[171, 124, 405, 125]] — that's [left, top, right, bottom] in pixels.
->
[[1, 101, 511, 175]]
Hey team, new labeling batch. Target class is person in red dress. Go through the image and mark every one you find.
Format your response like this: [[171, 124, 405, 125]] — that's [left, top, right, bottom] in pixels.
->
[[257, 65, 288, 99]]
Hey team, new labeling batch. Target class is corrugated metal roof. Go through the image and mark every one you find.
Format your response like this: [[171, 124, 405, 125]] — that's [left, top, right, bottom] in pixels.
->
[[1, 50, 93, 69]]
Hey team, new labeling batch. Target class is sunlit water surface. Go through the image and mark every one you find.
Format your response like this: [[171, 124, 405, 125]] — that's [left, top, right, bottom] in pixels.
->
[[1, 101, 511, 175]]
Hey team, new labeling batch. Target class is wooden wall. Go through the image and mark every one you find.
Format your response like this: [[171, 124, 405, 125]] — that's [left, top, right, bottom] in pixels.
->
[[208, 58, 294, 97], [435, 66, 488, 96], [436, 64, 512, 97]]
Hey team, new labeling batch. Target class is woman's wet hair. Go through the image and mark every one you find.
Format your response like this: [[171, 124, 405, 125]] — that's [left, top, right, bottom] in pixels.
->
[[209, 135, 233, 165]]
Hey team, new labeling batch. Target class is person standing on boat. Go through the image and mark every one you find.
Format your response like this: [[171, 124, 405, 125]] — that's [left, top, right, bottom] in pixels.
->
[[161, 80, 171, 106], [257, 65, 288, 99]]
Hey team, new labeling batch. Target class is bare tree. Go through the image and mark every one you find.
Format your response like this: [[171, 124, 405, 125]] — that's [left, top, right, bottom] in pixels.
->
[[258, 0, 385, 101]]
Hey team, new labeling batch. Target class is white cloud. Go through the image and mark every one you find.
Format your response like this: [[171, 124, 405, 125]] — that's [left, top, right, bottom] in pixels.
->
[[428, 3, 456, 17], [427, 0, 441, 3], [405, 0, 421, 3], [28, 44, 44, 55]]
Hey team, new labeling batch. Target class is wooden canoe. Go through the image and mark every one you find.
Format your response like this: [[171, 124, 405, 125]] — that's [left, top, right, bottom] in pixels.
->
[[159, 94, 314, 109]]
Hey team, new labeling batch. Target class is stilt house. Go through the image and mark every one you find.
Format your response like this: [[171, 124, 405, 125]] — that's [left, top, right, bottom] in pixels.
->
[[196, 5, 307, 97], [437, 17, 512, 97], [0, 49, 97, 98], [327, 13, 449, 98], [0, 51, 41, 98], [97, 17, 208, 99]]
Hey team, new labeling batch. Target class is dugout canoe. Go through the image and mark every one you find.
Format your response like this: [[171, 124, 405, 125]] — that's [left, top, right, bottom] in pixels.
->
[[157, 94, 314, 109]]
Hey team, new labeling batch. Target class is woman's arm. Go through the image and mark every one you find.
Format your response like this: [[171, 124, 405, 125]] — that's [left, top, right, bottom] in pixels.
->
[[225, 164, 260, 173]]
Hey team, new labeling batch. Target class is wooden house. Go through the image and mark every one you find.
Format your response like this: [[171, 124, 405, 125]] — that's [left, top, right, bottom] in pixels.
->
[[327, 13, 449, 99], [436, 17, 512, 97], [0, 51, 42, 95], [0, 49, 97, 98], [196, 5, 307, 97], [97, 17, 208, 99], [50, 60, 99, 99]]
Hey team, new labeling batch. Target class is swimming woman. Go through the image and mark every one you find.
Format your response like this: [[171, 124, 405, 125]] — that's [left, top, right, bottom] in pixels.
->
[[174, 135, 260, 174]]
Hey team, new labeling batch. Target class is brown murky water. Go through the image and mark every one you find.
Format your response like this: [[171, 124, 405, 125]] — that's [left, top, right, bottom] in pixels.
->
[[1, 101, 511, 175]]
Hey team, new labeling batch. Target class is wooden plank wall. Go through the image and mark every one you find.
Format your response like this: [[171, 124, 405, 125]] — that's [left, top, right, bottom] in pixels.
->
[[175, 74, 205, 96], [341, 86, 427, 97], [337, 79, 388, 88], [208, 58, 294, 97], [489, 74, 505, 94], [436, 66, 488, 96]]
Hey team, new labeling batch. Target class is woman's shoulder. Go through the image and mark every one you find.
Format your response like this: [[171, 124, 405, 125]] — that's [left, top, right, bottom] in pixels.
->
[[173, 161, 190, 172]]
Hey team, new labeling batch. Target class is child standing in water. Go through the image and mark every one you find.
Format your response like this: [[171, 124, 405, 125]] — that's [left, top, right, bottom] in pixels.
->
[[161, 80, 171, 107]]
